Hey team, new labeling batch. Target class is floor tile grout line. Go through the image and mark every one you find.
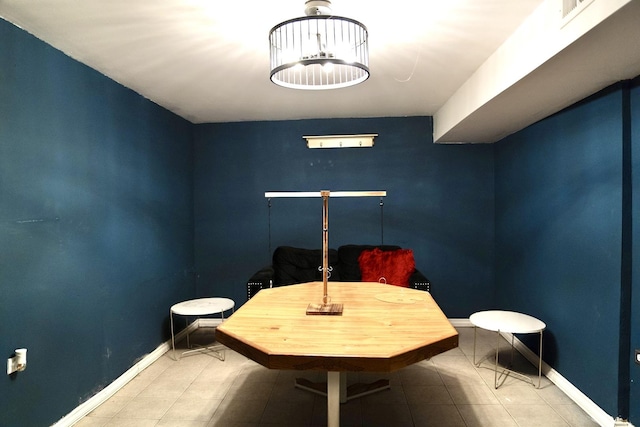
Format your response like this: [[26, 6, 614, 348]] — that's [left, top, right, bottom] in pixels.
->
[[158, 353, 214, 424], [435, 359, 471, 426], [76, 327, 597, 427]]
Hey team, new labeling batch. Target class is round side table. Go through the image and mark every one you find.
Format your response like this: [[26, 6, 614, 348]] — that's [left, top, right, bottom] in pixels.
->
[[170, 297, 235, 361], [469, 310, 546, 388]]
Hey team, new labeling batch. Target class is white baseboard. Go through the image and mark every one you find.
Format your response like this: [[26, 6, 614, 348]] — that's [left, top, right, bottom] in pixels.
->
[[449, 319, 630, 427], [52, 318, 630, 427], [198, 318, 223, 328], [504, 330, 629, 427], [448, 318, 474, 328], [51, 321, 199, 427]]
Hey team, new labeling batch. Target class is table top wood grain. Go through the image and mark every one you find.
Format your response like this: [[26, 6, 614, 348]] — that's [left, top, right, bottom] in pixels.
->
[[215, 281, 458, 372]]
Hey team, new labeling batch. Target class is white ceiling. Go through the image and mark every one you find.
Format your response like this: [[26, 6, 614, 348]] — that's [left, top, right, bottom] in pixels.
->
[[1, 0, 639, 143]]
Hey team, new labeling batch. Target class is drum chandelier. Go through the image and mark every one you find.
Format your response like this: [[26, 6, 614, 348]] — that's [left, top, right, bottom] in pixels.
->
[[268, 0, 370, 90]]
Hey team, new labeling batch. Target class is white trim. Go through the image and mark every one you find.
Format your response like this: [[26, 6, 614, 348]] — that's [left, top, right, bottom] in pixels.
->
[[448, 318, 474, 328], [503, 329, 624, 427], [52, 318, 630, 427], [50, 321, 198, 427], [452, 319, 630, 427], [198, 318, 223, 328]]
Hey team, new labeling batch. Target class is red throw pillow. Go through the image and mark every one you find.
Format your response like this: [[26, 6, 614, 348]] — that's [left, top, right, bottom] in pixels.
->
[[357, 248, 415, 287]]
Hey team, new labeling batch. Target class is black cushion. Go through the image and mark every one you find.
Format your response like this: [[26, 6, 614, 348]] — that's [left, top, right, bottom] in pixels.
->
[[273, 246, 340, 285]]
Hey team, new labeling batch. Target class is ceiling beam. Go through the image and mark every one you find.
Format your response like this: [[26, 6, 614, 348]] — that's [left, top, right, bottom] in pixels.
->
[[433, 0, 638, 144]]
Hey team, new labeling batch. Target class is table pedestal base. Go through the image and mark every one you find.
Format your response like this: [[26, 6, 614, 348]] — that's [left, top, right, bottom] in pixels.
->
[[295, 375, 390, 403], [295, 372, 390, 427]]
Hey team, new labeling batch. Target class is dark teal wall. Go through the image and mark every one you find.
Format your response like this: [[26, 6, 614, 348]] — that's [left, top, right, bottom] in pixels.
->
[[0, 19, 195, 426], [4, 11, 640, 427], [495, 84, 630, 417], [630, 77, 640, 422], [193, 118, 495, 317]]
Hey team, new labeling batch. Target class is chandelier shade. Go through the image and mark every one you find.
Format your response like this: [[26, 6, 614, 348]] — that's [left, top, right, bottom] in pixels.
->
[[269, 14, 369, 90]]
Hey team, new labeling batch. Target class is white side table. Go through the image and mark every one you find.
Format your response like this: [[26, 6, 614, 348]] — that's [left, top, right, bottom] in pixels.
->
[[170, 297, 235, 361], [469, 310, 546, 388]]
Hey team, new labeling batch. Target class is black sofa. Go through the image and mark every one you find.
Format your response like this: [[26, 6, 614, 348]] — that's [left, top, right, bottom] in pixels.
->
[[246, 244, 431, 300]]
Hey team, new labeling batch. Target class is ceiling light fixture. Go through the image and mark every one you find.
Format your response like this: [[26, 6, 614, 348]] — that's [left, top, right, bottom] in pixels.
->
[[269, 0, 370, 90]]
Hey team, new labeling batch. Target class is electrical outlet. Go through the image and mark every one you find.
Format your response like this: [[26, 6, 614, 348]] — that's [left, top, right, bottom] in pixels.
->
[[6, 349, 26, 375], [635, 349, 640, 365], [7, 357, 17, 375]]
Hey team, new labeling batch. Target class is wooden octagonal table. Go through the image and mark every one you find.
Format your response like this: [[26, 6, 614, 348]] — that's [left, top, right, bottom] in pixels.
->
[[215, 281, 458, 427]]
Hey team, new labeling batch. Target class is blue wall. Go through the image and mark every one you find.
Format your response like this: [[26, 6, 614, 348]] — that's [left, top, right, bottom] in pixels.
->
[[630, 77, 640, 422], [193, 118, 495, 317], [495, 83, 635, 417], [3, 13, 640, 426], [0, 19, 195, 426]]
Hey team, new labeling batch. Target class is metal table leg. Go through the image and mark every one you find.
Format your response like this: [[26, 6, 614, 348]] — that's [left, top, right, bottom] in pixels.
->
[[327, 371, 341, 427], [538, 330, 543, 388]]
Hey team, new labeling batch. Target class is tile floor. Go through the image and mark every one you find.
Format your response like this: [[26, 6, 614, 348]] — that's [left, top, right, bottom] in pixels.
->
[[75, 327, 600, 426]]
